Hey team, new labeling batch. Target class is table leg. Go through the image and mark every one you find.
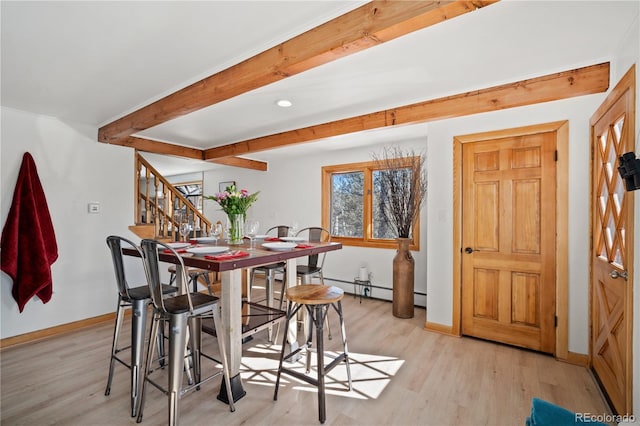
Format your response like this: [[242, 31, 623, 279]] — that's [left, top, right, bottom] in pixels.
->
[[241, 269, 250, 328], [266, 269, 274, 342], [217, 269, 246, 403], [284, 258, 301, 359]]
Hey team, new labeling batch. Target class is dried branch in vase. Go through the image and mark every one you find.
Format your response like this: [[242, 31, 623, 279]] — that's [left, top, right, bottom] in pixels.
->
[[372, 146, 427, 239]]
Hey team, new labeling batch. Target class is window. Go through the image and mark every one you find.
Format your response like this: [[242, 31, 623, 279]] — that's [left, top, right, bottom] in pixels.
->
[[322, 160, 420, 250], [174, 181, 203, 212]]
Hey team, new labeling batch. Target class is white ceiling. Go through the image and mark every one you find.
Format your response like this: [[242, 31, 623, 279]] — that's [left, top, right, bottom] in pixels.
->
[[2, 1, 639, 176]]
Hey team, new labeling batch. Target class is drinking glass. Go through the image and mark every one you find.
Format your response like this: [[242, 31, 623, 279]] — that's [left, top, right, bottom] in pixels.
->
[[179, 222, 190, 242], [289, 221, 299, 238], [209, 223, 223, 245], [244, 219, 260, 249]]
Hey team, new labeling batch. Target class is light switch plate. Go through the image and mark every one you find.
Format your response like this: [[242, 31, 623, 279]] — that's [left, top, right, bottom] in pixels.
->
[[88, 202, 100, 214]]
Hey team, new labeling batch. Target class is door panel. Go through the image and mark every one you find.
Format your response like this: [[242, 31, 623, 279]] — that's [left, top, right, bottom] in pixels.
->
[[461, 133, 556, 353], [590, 67, 635, 414], [475, 182, 499, 250], [474, 268, 499, 320], [511, 272, 540, 327]]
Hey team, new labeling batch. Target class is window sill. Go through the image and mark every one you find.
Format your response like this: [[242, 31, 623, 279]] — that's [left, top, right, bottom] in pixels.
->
[[331, 237, 419, 251]]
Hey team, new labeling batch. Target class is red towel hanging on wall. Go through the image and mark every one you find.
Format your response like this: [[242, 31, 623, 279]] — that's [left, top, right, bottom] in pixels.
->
[[1, 152, 58, 312]]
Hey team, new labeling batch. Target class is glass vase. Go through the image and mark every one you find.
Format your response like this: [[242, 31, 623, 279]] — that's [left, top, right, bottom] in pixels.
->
[[226, 213, 244, 245]]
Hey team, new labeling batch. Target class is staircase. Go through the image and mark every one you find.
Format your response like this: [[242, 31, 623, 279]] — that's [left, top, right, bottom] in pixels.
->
[[130, 152, 211, 241]]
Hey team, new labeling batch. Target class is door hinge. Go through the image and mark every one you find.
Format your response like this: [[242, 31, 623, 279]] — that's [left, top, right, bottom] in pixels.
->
[[554, 150, 558, 161], [554, 315, 558, 327]]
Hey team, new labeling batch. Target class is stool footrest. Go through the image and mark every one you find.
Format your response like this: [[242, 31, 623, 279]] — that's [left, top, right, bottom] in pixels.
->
[[112, 354, 131, 369], [180, 369, 223, 398], [279, 367, 320, 387], [279, 352, 347, 386], [324, 353, 347, 374], [282, 343, 310, 363]]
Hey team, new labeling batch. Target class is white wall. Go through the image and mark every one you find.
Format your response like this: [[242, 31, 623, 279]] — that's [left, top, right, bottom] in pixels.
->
[[201, 139, 430, 307], [0, 107, 142, 338]]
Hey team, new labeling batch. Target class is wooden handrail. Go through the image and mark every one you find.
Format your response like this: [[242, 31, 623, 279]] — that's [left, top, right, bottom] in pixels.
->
[[135, 152, 211, 240]]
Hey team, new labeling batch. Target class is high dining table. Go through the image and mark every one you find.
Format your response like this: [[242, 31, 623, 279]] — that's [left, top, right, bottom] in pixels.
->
[[124, 239, 342, 404]]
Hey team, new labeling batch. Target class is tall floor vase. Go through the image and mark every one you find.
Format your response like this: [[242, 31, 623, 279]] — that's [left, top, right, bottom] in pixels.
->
[[393, 237, 414, 318]]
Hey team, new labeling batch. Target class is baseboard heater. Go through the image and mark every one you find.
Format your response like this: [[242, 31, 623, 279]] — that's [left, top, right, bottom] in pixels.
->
[[324, 277, 427, 297]]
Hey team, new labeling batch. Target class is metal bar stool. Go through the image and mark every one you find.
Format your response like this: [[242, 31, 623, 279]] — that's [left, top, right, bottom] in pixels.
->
[[137, 239, 235, 425], [104, 235, 177, 417], [169, 265, 215, 293], [249, 225, 289, 341], [273, 285, 352, 424]]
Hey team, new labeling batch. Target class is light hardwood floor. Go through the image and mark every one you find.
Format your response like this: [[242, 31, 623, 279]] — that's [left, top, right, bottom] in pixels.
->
[[1, 284, 611, 426]]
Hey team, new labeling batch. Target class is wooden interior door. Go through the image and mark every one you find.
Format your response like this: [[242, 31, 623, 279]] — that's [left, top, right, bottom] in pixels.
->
[[590, 66, 635, 415], [461, 132, 557, 353]]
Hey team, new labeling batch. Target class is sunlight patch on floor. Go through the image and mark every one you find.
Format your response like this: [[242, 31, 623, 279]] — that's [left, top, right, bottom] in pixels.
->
[[239, 343, 404, 400]]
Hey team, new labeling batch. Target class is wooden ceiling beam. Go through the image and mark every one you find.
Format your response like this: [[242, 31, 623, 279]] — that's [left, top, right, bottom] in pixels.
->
[[204, 62, 610, 160], [118, 136, 204, 160], [97, 0, 499, 145], [210, 156, 268, 171], [117, 136, 268, 171]]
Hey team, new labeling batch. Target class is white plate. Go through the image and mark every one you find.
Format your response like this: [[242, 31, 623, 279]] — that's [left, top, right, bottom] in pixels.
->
[[253, 234, 270, 240], [186, 246, 229, 255], [192, 237, 221, 244], [166, 242, 192, 249], [280, 236, 305, 242], [262, 242, 297, 251]]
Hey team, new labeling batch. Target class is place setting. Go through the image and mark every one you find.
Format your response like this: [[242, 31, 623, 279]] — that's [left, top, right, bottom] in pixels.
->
[[189, 222, 224, 245], [183, 243, 250, 260], [262, 240, 315, 251], [259, 221, 314, 250], [162, 239, 249, 260], [184, 245, 250, 261], [261, 241, 298, 251]]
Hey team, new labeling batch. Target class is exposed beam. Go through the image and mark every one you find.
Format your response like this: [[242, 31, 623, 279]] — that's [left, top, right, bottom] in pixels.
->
[[203, 62, 610, 160], [210, 156, 268, 171], [119, 136, 204, 160], [98, 0, 499, 145], [118, 136, 268, 171]]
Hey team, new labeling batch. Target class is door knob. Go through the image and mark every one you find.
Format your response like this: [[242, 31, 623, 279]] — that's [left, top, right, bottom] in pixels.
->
[[464, 247, 474, 254], [609, 270, 628, 280]]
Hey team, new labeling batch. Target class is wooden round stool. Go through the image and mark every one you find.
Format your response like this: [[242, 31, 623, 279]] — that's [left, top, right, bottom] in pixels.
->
[[273, 285, 352, 424]]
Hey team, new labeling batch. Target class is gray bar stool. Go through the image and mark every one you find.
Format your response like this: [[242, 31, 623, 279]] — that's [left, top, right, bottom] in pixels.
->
[[137, 239, 235, 425], [249, 225, 289, 340], [104, 235, 177, 417], [168, 265, 215, 293], [273, 285, 352, 424]]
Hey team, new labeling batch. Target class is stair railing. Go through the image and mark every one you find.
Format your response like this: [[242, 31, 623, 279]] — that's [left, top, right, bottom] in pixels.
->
[[135, 152, 211, 241]]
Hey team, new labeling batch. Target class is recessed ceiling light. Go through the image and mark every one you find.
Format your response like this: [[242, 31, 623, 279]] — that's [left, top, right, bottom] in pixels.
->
[[276, 99, 292, 108]]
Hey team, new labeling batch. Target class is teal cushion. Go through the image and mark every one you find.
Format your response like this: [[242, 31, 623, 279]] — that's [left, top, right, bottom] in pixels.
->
[[526, 398, 606, 426]]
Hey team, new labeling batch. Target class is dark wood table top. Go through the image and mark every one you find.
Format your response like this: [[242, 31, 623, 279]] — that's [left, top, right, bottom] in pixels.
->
[[123, 240, 342, 272]]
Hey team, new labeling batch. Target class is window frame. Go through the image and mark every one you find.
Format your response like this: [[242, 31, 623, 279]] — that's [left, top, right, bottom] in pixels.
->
[[321, 159, 420, 250]]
